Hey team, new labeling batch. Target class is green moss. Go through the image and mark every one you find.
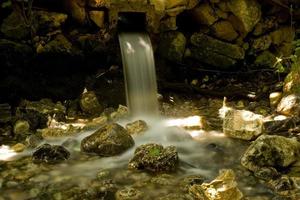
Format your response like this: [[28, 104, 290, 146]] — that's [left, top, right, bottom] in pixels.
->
[[149, 147, 161, 157]]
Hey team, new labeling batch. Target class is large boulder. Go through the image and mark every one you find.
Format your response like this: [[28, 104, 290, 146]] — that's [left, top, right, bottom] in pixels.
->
[[0, 11, 31, 40], [241, 135, 300, 172], [81, 123, 134, 156], [227, 0, 261, 35], [158, 31, 186, 62], [190, 33, 245, 68], [128, 143, 179, 172]]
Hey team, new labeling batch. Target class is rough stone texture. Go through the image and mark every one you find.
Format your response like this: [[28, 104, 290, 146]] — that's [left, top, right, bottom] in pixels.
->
[[0, 11, 31, 40], [223, 109, 263, 140], [80, 91, 103, 116], [32, 143, 70, 164], [64, 0, 87, 24], [40, 126, 80, 139], [191, 3, 218, 26], [254, 51, 277, 67], [227, 0, 261, 34], [241, 135, 300, 172], [251, 35, 272, 52], [270, 26, 295, 45], [189, 169, 243, 200], [253, 16, 278, 36], [35, 11, 68, 34], [89, 11, 105, 28], [110, 105, 129, 120], [283, 62, 300, 95], [115, 187, 144, 200], [128, 143, 179, 172], [81, 123, 134, 156], [125, 120, 148, 135], [36, 34, 74, 55], [13, 120, 30, 135], [158, 31, 186, 62], [190, 33, 244, 68], [211, 20, 239, 42], [277, 94, 300, 116]]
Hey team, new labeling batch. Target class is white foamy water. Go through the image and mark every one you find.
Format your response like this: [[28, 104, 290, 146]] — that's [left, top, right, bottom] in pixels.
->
[[119, 32, 159, 116]]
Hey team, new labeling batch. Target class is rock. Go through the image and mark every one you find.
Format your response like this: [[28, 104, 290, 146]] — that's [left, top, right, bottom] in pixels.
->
[[115, 187, 143, 200], [158, 193, 193, 200], [0, 11, 31, 40], [270, 27, 295, 45], [223, 109, 263, 140], [241, 135, 300, 172], [262, 116, 300, 134], [0, 103, 11, 123], [227, 0, 261, 34], [251, 35, 272, 52], [268, 176, 294, 195], [254, 51, 277, 67], [269, 92, 283, 108], [80, 91, 103, 116], [110, 105, 129, 120], [64, 0, 86, 24], [191, 3, 218, 26], [128, 143, 179, 172], [189, 169, 243, 200], [125, 120, 148, 135], [190, 33, 245, 68], [89, 11, 105, 28], [81, 123, 134, 156], [25, 134, 43, 148], [11, 143, 26, 152], [277, 94, 300, 116], [35, 11, 68, 34], [254, 167, 279, 181], [39, 126, 80, 139], [88, 0, 107, 7], [283, 63, 300, 94], [158, 31, 186, 62], [13, 120, 30, 135], [253, 17, 278, 36], [211, 20, 239, 42], [36, 34, 74, 55], [32, 143, 70, 164]]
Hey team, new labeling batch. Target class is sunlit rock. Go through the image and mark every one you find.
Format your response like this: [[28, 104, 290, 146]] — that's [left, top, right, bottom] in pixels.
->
[[13, 120, 30, 135], [80, 90, 103, 116], [0, 11, 31, 40], [268, 175, 295, 197], [128, 143, 179, 172], [269, 92, 282, 108], [190, 3, 218, 26], [89, 11, 105, 28], [81, 123, 134, 156], [110, 105, 129, 120], [283, 63, 300, 94], [227, 0, 261, 34], [211, 20, 238, 42], [189, 169, 243, 200], [126, 120, 148, 135], [32, 143, 70, 164], [115, 187, 144, 200], [223, 109, 263, 140], [241, 135, 300, 172], [190, 33, 245, 68], [277, 94, 300, 116], [158, 31, 186, 62], [39, 125, 80, 139], [11, 143, 26, 153]]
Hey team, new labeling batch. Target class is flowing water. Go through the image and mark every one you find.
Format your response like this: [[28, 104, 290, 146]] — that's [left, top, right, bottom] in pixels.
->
[[119, 32, 159, 116]]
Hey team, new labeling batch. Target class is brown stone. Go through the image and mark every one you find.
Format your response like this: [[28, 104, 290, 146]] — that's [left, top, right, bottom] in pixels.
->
[[211, 20, 239, 41], [89, 11, 105, 28], [191, 3, 218, 26]]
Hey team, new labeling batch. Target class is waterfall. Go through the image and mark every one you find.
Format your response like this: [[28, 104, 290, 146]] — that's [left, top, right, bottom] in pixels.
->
[[119, 32, 159, 116]]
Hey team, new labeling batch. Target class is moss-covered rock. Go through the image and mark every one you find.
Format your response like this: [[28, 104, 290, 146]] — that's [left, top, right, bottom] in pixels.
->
[[227, 0, 261, 35], [270, 26, 295, 46], [36, 34, 74, 55], [283, 62, 300, 94], [241, 135, 300, 172], [158, 31, 186, 62], [190, 3, 218, 26], [251, 35, 272, 52], [81, 123, 134, 156], [35, 11, 68, 34], [0, 11, 31, 40], [79, 91, 104, 116], [128, 143, 179, 172], [115, 187, 143, 200], [211, 20, 238, 42], [254, 51, 277, 68]]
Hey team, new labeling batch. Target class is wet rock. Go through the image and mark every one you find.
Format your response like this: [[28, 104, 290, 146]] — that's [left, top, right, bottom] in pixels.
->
[[11, 143, 26, 152], [35, 11, 68, 34], [36, 34, 75, 55], [25, 134, 43, 148], [0, 103, 11, 123], [158, 193, 193, 200], [32, 143, 70, 164], [181, 175, 206, 192], [110, 105, 129, 120], [270, 27, 295, 45], [241, 135, 300, 172], [13, 120, 30, 135], [211, 20, 239, 42], [268, 176, 294, 195], [283, 63, 300, 94], [80, 91, 103, 116], [223, 109, 263, 140], [227, 0, 261, 34], [81, 123, 134, 156], [269, 92, 283, 108], [125, 120, 148, 135], [254, 51, 277, 67], [128, 143, 179, 172], [189, 169, 243, 200], [158, 31, 186, 62], [89, 11, 105, 28], [39, 125, 80, 139], [0, 11, 31, 40], [254, 167, 280, 181], [150, 173, 177, 185], [277, 94, 300, 116], [191, 3, 218, 26], [190, 33, 245, 68], [115, 187, 143, 200], [251, 35, 272, 52]]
